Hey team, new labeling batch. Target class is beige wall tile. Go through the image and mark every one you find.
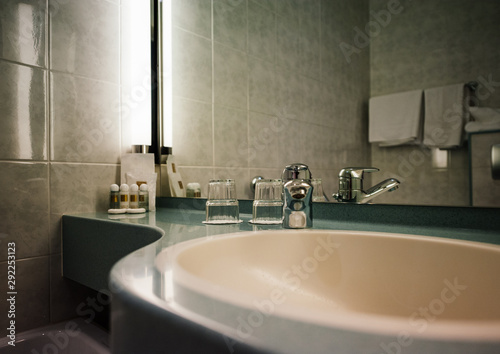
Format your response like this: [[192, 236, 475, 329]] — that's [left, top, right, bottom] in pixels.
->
[[214, 43, 248, 110], [0, 257, 50, 336], [0, 61, 47, 160], [50, 73, 120, 163], [172, 28, 212, 103], [0, 162, 49, 261], [214, 105, 248, 168], [173, 0, 211, 39], [50, 163, 120, 214], [172, 97, 213, 166], [50, 0, 119, 83], [0, 0, 47, 67], [214, 0, 247, 51]]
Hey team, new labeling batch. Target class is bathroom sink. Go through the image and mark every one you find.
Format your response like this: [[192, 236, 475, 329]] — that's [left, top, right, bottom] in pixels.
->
[[156, 230, 500, 343]]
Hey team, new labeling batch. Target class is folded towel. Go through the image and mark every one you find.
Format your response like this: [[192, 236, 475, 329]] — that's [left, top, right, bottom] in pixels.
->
[[465, 107, 500, 133], [423, 84, 472, 149], [369, 90, 424, 146]]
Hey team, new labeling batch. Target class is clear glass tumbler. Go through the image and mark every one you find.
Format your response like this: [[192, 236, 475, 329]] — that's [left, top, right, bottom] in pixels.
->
[[205, 179, 240, 223], [311, 178, 328, 202], [251, 179, 283, 224]]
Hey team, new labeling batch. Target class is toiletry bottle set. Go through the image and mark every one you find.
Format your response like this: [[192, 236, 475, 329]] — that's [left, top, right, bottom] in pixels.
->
[[109, 183, 149, 214]]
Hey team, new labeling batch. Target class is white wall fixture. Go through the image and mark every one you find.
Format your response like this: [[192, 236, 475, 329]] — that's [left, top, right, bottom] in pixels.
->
[[491, 144, 500, 180], [431, 148, 448, 169]]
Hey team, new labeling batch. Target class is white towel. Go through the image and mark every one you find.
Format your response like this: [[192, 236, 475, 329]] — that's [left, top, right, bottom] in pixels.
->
[[369, 90, 423, 147], [464, 107, 500, 133], [423, 84, 471, 149]]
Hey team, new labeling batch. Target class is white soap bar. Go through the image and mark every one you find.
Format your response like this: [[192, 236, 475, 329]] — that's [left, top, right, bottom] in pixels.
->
[[108, 208, 127, 214], [127, 208, 146, 214]]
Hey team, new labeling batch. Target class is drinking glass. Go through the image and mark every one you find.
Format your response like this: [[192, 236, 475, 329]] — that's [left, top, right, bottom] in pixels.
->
[[251, 179, 283, 224], [311, 178, 328, 202], [205, 179, 240, 223]]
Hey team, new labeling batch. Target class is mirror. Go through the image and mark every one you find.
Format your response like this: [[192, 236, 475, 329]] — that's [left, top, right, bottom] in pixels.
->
[[157, 0, 500, 207]]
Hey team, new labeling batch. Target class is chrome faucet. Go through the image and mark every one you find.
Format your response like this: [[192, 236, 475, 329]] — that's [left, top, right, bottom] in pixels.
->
[[333, 167, 400, 204], [282, 163, 313, 229]]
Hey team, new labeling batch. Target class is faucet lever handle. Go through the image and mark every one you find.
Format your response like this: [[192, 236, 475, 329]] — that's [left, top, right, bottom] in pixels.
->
[[339, 167, 379, 179]]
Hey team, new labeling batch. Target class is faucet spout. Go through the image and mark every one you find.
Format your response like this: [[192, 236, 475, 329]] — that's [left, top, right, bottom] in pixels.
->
[[333, 167, 401, 204], [362, 178, 400, 203]]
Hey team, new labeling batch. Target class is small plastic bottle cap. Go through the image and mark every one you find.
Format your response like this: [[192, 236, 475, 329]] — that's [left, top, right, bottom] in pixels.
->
[[120, 184, 129, 191], [130, 184, 139, 192], [140, 184, 148, 191], [110, 184, 119, 192]]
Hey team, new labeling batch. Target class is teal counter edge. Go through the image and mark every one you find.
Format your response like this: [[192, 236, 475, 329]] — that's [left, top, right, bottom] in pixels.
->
[[62, 215, 163, 291]]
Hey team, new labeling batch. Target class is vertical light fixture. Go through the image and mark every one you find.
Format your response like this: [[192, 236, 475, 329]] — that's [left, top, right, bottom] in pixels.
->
[[159, 0, 173, 149], [122, 0, 152, 149]]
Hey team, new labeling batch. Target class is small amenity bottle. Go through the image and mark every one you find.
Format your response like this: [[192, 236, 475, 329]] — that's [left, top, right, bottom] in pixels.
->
[[139, 184, 149, 211], [109, 184, 120, 209], [129, 184, 139, 209], [120, 184, 130, 209]]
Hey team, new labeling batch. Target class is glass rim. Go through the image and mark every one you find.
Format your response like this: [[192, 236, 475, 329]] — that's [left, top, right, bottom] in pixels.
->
[[209, 179, 235, 183], [256, 178, 282, 183]]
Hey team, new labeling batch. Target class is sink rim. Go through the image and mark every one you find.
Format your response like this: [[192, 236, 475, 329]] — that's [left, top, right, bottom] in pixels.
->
[[157, 230, 500, 342]]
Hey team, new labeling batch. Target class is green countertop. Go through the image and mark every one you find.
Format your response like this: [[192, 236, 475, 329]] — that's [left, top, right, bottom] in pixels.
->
[[62, 198, 500, 354]]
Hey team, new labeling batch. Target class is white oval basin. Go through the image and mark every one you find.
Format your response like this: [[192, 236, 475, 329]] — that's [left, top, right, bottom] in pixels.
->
[[157, 230, 500, 343]]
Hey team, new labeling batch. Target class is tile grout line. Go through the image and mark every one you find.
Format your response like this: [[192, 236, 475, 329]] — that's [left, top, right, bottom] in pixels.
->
[[211, 0, 216, 174], [46, 0, 55, 325], [118, 0, 122, 165], [246, 0, 250, 171]]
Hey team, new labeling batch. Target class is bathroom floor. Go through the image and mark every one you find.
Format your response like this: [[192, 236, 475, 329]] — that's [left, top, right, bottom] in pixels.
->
[[0, 318, 109, 354]]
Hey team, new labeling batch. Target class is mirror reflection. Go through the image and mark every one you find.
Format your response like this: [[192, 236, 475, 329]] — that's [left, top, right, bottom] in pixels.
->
[[160, 0, 500, 207]]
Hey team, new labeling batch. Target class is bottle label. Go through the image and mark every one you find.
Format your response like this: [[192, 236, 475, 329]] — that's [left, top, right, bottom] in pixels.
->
[[110, 194, 120, 208], [121, 195, 128, 202], [131, 195, 137, 202], [139, 195, 145, 202]]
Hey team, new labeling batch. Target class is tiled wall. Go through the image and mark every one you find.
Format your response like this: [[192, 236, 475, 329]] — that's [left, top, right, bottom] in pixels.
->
[[171, 0, 371, 199], [370, 0, 500, 206], [0, 0, 121, 335], [1, 0, 371, 336]]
